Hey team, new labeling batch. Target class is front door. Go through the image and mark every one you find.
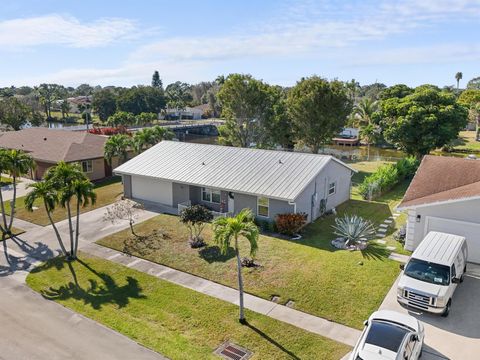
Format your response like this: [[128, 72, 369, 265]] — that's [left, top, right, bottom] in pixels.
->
[[228, 192, 235, 214]]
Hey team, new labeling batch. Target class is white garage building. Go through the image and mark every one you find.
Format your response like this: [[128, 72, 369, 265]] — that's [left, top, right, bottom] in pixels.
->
[[398, 155, 480, 264]]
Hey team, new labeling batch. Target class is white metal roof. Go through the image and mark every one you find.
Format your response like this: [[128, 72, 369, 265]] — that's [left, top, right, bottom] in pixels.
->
[[114, 141, 354, 201], [413, 231, 465, 266]]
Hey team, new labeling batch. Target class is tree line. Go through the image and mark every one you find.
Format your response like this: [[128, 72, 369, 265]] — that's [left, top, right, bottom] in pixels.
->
[[1, 71, 479, 158]]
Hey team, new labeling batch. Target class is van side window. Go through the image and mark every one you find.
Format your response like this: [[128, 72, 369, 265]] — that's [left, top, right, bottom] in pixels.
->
[[452, 264, 456, 279]]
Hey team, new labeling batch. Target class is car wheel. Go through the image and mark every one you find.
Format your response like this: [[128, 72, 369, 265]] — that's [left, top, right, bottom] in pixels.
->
[[419, 347, 423, 358], [461, 265, 467, 283], [441, 300, 451, 317]]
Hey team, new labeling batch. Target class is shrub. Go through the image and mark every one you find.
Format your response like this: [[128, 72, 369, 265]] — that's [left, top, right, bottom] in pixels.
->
[[332, 214, 376, 247], [88, 126, 131, 136], [255, 218, 274, 233], [359, 157, 419, 200], [275, 213, 308, 236], [180, 205, 213, 248]]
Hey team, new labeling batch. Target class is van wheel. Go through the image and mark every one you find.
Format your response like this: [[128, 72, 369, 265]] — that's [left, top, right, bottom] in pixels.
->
[[419, 348, 423, 358], [442, 300, 451, 317]]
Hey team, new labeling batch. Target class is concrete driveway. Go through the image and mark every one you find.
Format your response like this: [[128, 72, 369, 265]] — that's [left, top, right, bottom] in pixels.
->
[[379, 264, 480, 360]]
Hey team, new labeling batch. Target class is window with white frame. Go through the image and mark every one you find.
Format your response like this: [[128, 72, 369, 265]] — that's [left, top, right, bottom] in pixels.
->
[[81, 160, 93, 173], [328, 182, 336, 196], [257, 197, 269, 217], [201, 187, 221, 204]]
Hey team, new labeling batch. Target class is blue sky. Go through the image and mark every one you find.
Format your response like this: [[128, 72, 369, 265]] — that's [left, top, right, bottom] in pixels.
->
[[1, 0, 479, 88]]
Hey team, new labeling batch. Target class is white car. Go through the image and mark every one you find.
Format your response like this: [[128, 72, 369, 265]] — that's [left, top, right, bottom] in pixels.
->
[[349, 310, 425, 360]]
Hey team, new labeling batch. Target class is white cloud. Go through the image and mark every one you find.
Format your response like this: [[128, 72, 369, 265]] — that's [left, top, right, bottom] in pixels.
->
[[130, 0, 480, 63], [346, 43, 480, 66], [0, 14, 138, 48]]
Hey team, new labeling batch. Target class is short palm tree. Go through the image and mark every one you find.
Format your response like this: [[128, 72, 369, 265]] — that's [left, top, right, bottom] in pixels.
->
[[4, 149, 35, 233], [25, 181, 68, 256], [332, 214, 376, 247], [359, 123, 378, 161], [45, 162, 90, 260], [151, 125, 175, 142], [212, 209, 259, 323], [104, 134, 131, 165], [133, 128, 156, 153]]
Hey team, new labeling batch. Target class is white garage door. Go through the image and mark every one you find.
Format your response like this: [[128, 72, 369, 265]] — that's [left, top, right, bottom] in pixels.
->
[[131, 176, 173, 206], [425, 216, 480, 263]]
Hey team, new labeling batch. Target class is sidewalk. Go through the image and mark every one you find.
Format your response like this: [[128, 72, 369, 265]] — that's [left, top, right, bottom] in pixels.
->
[[82, 242, 362, 347]]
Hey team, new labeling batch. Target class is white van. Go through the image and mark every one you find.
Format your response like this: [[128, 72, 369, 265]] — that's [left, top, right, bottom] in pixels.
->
[[397, 231, 468, 317]]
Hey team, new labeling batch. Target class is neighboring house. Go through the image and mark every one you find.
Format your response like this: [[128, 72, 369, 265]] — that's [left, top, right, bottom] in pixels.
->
[[397, 155, 480, 263], [114, 141, 355, 222], [161, 106, 204, 120], [0, 128, 109, 181]]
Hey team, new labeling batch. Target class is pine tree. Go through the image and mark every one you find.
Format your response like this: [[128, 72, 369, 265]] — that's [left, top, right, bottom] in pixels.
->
[[151, 71, 163, 89]]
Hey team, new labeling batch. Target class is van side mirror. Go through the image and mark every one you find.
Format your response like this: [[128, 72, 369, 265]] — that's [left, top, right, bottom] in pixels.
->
[[399, 264, 405, 270], [452, 277, 460, 284], [412, 335, 418, 342]]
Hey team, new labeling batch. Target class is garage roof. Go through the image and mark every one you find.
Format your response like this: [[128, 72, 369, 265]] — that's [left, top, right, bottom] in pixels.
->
[[114, 141, 355, 201], [398, 155, 480, 209]]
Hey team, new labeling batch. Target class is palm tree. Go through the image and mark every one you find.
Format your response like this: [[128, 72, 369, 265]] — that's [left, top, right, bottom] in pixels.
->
[[133, 128, 157, 153], [455, 72, 463, 89], [151, 125, 175, 142], [4, 150, 35, 233], [353, 98, 378, 127], [359, 123, 378, 161], [104, 134, 131, 165], [332, 214, 376, 247], [70, 179, 96, 257], [25, 181, 68, 256], [45, 162, 87, 259], [213, 209, 259, 323]]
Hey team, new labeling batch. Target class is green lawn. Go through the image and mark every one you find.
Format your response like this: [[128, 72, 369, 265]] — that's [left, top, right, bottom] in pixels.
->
[[4, 177, 123, 226], [97, 160, 407, 329], [0, 227, 25, 241], [447, 130, 480, 154], [27, 253, 350, 360]]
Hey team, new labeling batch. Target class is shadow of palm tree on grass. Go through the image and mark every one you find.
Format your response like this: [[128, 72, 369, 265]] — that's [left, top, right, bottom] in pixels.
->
[[198, 245, 235, 263], [37, 257, 145, 310]]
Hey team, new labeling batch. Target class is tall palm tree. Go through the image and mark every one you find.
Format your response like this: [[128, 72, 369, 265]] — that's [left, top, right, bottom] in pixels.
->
[[455, 72, 463, 89], [0, 150, 10, 235], [4, 150, 35, 233], [70, 179, 96, 257], [104, 134, 131, 165], [359, 124, 378, 161], [212, 209, 259, 323], [353, 98, 378, 127], [45, 162, 87, 259], [25, 181, 68, 256]]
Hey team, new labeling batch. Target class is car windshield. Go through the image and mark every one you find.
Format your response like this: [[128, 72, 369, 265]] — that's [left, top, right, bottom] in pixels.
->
[[404, 258, 450, 286], [365, 320, 409, 352]]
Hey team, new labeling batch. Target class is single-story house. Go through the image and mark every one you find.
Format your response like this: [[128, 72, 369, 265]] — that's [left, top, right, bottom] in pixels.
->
[[161, 107, 204, 120], [397, 155, 480, 263], [114, 141, 355, 222], [0, 128, 110, 181]]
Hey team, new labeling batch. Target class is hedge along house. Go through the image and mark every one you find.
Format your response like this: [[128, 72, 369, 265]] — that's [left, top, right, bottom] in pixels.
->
[[114, 141, 355, 222], [0, 128, 110, 181]]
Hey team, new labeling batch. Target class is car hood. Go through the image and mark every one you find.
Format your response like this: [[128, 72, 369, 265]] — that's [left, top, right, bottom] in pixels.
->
[[398, 274, 447, 298]]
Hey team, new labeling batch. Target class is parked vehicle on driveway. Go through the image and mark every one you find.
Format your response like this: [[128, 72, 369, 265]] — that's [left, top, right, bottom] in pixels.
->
[[349, 310, 425, 360], [397, 231, 468, 317]]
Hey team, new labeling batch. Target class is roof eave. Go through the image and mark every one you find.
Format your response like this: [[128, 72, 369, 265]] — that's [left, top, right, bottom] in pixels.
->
[[397, 195, 480, 211]]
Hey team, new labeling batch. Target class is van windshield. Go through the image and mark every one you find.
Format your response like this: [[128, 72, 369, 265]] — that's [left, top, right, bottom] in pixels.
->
[[404, 258, 450, 286]]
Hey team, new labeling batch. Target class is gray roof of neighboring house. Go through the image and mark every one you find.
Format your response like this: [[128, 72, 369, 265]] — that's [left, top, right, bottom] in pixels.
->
[[114, 141, 355, 201], [0, 128, 107, 163]]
